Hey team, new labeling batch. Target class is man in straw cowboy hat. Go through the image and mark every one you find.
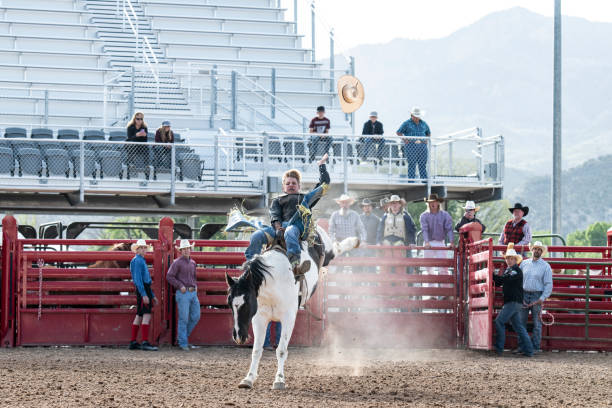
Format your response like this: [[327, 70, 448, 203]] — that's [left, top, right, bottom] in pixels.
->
[[244, 154, 330, 277], [454, 201, 486, 233], [499, 203, 532, 246], [129, 239, 158, 351], [492, 243, 534, 357], [515, 241, 553, 354], [329, 194, 366, 246], [376, 195, 416, 248], [167, 239, 201, 351], [396, 107, 431, 180]]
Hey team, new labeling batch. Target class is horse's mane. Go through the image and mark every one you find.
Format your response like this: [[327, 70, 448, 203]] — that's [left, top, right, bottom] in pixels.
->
[[235, 256, 271, 296]]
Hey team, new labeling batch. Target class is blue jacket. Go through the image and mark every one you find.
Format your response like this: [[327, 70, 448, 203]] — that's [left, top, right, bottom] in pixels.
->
[[130, 254, 154, 298], [376, 211, 416, 245]]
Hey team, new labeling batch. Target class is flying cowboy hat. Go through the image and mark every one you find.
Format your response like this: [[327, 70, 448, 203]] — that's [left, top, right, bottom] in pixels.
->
[[131, 238, 150, 252], [424, 193, 444, 203], [508, 202, 529, 216], [529, 241, 548, 254], [176, 239, 195, 250], [504, 243, 523, 264], [462, 200, 480, 212], [337, 75, 364, 114], [334, 194, 355, 205]]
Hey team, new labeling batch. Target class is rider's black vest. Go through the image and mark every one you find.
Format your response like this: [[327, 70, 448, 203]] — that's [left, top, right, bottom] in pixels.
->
[[269, 193, 304, 225]]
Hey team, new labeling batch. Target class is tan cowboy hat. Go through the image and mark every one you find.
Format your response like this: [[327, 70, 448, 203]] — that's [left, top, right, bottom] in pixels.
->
[[334, 194, 355, 204], [504, 243, 523, 264], [462, 200, 480, 212], [131, 239, 149, 252], [337, 75, 364, 114], [176, 239, 195, 250], [424, 193, 444, 203], [529, 241, 548, 253]]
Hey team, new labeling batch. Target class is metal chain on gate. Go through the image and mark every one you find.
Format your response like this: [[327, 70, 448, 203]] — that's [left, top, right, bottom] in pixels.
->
[[37, 258, 44, 320]]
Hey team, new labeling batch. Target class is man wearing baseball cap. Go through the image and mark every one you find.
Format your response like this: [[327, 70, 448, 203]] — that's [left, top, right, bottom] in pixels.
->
[[360, 111, 385, 162]]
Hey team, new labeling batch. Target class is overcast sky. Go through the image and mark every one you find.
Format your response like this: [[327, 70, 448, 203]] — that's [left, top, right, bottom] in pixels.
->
[[282, 0, 612, 54]]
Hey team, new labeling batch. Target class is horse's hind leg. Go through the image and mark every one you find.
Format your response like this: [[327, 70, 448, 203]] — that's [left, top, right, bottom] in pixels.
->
[[272, 312, 297, 390], [239, 314, 267, 389]]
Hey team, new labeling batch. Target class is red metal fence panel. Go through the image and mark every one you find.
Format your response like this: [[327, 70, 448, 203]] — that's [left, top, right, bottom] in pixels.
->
[[466, 239, 494, 350]]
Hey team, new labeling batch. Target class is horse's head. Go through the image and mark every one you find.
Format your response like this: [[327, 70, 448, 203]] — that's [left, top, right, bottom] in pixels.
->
[[226, 257, 269, 345]]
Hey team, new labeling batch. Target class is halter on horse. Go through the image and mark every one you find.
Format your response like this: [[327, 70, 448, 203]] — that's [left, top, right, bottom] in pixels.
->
[[226, 225, 358, 390]]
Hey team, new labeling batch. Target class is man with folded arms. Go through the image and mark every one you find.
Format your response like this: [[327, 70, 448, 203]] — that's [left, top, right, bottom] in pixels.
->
[[167, 239, 201, 351]]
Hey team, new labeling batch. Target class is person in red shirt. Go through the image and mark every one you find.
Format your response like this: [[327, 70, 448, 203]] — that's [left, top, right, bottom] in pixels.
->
[[309, 106, 331, 161]]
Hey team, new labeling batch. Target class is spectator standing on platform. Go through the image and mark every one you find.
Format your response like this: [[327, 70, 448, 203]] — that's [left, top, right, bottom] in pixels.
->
[[309, 106, 331, 161], [154, 120, 174, 168], [455, 201, 486, 233], [328, 194, 366, 246], [166, 240, 201, 351], [499, 203, 532, 246], [129, 239, 158, 351], [493, 243, 533, 357], [360, 198, 380, 246], [396, 107, 430, 180], [126, 112, 149, 173], [361, 111, 384, 162], [517, 241, 553, 354]]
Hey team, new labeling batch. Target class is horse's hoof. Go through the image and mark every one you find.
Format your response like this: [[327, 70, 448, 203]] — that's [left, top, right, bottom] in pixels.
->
[[238, 379, 253, 389], [272, 382, 286, 390]]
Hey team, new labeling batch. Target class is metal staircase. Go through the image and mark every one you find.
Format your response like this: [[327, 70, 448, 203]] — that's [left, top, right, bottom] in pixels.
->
[[82, 0, 190, 114]]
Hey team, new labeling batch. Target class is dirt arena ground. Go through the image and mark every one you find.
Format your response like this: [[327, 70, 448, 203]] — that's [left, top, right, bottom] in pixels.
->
[[0, 346, 609, 407]]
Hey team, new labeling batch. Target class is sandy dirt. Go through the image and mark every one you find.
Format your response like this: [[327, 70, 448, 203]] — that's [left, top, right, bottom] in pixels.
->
[[0, 346, 610, 407]]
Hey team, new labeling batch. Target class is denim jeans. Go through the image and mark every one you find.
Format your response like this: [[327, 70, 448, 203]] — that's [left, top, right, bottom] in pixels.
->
[[176, 290, 201, 347], [264, 321, 281, 347], [519, 291, 543, 351], [494, 301, 533, 355], [401, 142, 427, 179], [244, 222, 300, 261]]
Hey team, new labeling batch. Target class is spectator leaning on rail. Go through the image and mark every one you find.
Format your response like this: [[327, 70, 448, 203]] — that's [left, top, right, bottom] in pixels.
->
[[244, 154, 330, 277], [328, 194, 367, 247], [514, 241, 553, 354], [396, 107, 430, 180], [126, 112, 149, 172], [129, 239, 159, 351], [454, 201, 486, 233], [154, 120, 174, 168], [492, 243, 534, 357], [360, 111, 385, 162], [499, 203, 532, 247], [166, 239, 201, 351], [309, 106, 331, 161]]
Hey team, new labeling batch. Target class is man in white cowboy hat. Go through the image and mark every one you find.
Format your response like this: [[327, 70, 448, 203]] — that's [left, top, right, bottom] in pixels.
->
[[328, 194, 366, 246], [492, 243, 534, 357], [454, 201, 486, 233], [167, 239, 201, 351], [396, 107, 431, 180], [129, 239, 158, 351], [360, 111, 385, 162], [499, 202, 532, 246], [515, 241, 553, 354]]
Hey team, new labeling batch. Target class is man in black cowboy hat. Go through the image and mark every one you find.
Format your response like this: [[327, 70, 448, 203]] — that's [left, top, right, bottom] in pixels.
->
[[359, 198, 380, 246], [499, 203, 532, 246]]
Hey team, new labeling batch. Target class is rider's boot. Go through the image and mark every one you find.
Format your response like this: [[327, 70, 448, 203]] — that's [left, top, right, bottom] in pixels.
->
[[289, 254, 310, 279]]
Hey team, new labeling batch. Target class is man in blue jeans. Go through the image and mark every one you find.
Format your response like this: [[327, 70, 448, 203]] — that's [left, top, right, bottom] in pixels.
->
[[167, 239, 201, 351], [244, 154, 329, 277], [396, 107, 430, 180], [492, 243, 534, 357], [515, 241, 553, 354], [264, 322, 281, 351]]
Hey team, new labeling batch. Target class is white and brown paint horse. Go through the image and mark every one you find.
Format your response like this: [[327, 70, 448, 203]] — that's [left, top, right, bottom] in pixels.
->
[[226, 225, 358, 390]]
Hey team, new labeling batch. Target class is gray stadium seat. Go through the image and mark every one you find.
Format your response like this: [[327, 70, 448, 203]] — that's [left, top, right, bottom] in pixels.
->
[[98, 150, 123, 179], [0, 147, 15, 176], [69, 149, 96, 178], [16, 147, 43, 176], [109, 131, 127, 142], [269, 136, 282, 162], [57, 129, 80, 140], [45, 149, 70, 178], [4, 127, 31, 152], [178, 153, 203, 181], [31, 129, 62, 157], [31, 128, 53, 139], [83, 130, 106, 140], [4, 127, 27, 138], [283, 136, 306, 163]]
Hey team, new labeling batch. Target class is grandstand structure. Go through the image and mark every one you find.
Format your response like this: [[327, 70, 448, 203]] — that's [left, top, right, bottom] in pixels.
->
[[0, 0, 503, 214]]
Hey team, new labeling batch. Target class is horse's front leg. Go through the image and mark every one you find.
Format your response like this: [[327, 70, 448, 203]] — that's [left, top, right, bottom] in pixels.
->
[[239, 313, 267, 389], [272, 311, 297, 390]]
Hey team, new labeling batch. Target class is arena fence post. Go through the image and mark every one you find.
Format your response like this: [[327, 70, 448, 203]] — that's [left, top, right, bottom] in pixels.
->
[[1, 215, 18, 347], [157, 217, 175, 345]]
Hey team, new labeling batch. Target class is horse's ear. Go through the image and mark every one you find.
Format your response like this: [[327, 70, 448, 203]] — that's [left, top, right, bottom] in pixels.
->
[[226, 272, 236, 288]]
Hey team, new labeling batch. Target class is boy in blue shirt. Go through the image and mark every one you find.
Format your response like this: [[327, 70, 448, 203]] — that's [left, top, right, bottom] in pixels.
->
[[129, 239, 158, 351]]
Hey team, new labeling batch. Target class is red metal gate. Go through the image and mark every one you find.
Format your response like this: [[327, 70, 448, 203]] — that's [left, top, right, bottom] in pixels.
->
[[466, 239, 494, 350]]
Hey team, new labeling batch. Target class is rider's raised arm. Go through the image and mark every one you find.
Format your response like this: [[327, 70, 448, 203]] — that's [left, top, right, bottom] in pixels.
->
[[315, 154, 330, 187]]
